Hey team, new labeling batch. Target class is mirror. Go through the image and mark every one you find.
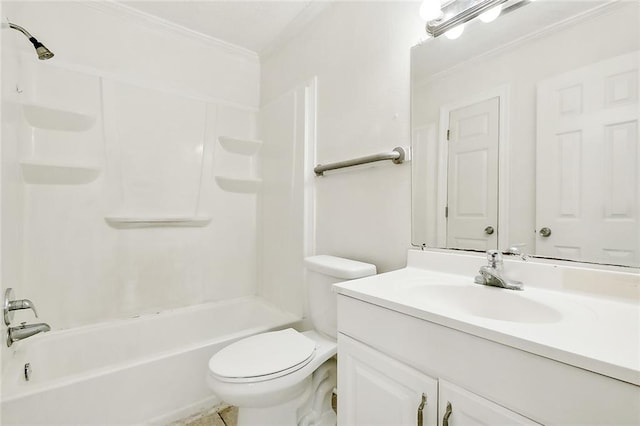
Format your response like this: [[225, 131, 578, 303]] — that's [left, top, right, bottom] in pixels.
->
[[411, 0, 639, 267]]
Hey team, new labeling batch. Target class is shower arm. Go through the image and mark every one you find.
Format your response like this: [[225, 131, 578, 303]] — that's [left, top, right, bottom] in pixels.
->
[[8, 22, 34, 39]]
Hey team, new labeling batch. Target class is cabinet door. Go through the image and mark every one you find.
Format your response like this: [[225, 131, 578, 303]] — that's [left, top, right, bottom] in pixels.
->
[[438, 380, 540, 426], [338, 333, 438, 426]]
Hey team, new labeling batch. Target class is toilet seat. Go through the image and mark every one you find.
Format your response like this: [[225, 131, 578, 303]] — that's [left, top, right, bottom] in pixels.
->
[[208, 328, 317, 383]]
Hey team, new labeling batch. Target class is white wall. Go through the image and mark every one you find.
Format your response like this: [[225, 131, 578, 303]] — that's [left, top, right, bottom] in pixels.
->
[[1, 1, 261, 336], [261, 1, 424, 272]]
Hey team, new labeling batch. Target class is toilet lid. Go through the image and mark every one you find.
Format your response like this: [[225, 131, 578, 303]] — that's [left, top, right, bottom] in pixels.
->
[[208, 329, 316, 382]]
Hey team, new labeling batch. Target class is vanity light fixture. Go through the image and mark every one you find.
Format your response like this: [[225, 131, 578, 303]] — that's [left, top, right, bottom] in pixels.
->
[[426, 0, 528, 38]]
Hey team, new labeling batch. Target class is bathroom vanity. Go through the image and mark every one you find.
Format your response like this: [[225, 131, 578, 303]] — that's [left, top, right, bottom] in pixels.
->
[[334, 250, 640, 425]]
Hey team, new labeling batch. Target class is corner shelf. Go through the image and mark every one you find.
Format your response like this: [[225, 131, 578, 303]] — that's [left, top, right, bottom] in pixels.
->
[[21, 161, 101, 185], [218, 136, 262, 156], [22, 102, 96, 132], [104, 216, 212, 228], [215, 176, 262, 193]]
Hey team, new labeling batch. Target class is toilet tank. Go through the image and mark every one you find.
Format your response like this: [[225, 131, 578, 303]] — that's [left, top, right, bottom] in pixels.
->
[[304, 255, 376, 339]]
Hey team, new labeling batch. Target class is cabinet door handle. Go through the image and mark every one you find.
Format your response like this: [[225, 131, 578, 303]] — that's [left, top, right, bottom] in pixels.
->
[[417, 393, 427, 426], [442, 402, 452, 426]]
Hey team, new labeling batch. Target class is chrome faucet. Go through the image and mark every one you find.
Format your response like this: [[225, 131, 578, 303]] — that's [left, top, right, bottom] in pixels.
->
[[7, 322, 51, 347], [4, 288, 51, 346], [474, 250, 523, 291]]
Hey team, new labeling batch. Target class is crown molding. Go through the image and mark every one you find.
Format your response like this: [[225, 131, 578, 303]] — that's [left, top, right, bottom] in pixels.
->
[[82, 1, 260, 63]]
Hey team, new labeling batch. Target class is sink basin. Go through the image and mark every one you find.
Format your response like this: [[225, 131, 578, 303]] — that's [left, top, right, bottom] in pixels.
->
[[402, 284, 564, 323]]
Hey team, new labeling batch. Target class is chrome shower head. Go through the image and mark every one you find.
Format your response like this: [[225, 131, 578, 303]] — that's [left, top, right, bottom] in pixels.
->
[[32, 40, 54, 60], [8, 22, 54, 60]]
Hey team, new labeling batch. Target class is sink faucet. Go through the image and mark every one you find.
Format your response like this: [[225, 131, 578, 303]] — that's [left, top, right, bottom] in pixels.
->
[[474, 250, 523, 291], [7, 322, 51, 347]]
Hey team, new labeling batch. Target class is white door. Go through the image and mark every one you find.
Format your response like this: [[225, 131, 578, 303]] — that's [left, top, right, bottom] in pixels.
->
[[537, 51, 639, 266], [447, 97, 500, 250], [438, 380, 540, 426], [338, 334, 438, 426]]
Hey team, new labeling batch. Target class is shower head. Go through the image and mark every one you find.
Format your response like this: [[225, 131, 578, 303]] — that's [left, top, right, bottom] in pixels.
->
[[8, 22, 54, 60], [32, 40, 54, 60]]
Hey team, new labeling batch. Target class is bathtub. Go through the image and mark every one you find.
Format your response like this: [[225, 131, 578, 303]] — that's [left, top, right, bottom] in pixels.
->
[[1, 296, 299, 425]]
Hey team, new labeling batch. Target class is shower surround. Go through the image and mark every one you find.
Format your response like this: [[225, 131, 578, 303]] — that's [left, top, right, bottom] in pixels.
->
[[1, 1, 311, 422]]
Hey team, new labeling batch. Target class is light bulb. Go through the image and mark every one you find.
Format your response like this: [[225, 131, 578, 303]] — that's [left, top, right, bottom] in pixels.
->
[[478, 5, 502, 23], [444, 24, 465, 40], [419, 0, 442, 22]]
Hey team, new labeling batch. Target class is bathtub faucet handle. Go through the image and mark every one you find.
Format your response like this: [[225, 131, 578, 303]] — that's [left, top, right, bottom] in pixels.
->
[[4, 288, 39, 326], [8, 299, 38, 318]]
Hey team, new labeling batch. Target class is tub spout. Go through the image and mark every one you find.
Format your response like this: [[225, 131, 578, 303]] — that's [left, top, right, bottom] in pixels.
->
[[7, 322, 51, 347]]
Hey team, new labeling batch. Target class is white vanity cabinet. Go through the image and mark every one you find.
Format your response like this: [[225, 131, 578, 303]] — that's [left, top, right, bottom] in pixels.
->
[[437, 380, 539, 426], [338, 333, 438, 425], [336, 294, 640, 426], [338, 334, 538, 426]]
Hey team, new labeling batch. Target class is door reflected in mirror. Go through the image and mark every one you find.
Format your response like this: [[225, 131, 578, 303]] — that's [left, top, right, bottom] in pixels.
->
[[411, 0, 639, 267]]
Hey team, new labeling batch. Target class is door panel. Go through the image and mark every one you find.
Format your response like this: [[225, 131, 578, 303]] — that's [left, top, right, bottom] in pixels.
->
[[537, 51, 639, 265], [447, 97, 500, 250]]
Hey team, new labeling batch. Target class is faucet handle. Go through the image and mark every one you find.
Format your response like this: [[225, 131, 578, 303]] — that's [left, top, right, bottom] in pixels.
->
[[9, 299, 38, 317], [505, 246, 529, 261], [486, 250, 502, 266], [4, 288, 38, 326]]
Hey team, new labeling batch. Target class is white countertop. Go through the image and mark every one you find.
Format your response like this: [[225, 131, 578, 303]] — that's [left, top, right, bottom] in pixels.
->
[[334, 250, 640, 386]]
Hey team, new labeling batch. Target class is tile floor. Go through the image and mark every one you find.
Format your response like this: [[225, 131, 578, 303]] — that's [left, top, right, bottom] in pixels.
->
[[171, 405, 237, 426]]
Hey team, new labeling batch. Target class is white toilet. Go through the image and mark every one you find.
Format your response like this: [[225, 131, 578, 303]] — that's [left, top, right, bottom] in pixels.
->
[[207, 255, 376, 426]]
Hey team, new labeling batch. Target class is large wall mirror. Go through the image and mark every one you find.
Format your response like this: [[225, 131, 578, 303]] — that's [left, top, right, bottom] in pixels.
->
[[411, 0, 639, 267]]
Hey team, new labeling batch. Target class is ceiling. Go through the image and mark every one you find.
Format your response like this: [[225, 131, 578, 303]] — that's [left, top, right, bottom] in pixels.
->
[[121, 0, 323, 55]]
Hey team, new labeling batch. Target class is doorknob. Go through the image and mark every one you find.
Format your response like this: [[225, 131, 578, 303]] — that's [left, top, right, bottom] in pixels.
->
[[484, 226, 495, 235], [539, 227, 552, 237]]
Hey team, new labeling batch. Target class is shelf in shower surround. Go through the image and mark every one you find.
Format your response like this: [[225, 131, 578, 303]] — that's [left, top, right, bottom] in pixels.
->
[[215, 176, 262, 193], [218, 136, 263, 155], [21, 161, 101, 184], [104, 216, 212, 228], [22, 102, 96, 132]]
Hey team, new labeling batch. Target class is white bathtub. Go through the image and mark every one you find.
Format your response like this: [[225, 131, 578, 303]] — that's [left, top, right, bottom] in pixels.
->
[[1, 296, 299, 425]]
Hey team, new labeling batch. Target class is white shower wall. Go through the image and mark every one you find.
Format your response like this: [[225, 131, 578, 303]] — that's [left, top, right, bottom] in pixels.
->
[[1, 1, 263, 331]]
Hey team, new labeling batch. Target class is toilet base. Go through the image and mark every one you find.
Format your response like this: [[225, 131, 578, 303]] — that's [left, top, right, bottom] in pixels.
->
[[237, 359, 337, 426]]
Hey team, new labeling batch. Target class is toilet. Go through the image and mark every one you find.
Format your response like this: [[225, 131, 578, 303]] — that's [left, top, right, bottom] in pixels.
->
[[206, 255, 376, 426]]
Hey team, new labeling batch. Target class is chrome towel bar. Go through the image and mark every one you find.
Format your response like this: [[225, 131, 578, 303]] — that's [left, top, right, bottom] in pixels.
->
[[314, 147, 406, 176]]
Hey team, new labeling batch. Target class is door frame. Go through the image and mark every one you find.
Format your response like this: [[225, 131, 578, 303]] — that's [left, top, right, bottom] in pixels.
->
[[437, 85, 510, 249]]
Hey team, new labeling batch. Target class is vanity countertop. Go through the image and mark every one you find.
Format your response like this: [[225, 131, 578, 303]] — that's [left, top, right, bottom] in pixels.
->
[[334, 250, 640, 386]]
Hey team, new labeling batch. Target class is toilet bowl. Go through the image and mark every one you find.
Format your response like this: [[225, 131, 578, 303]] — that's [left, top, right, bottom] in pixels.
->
[[206, 255, 376, 426], [207, 329, 336, 408]]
